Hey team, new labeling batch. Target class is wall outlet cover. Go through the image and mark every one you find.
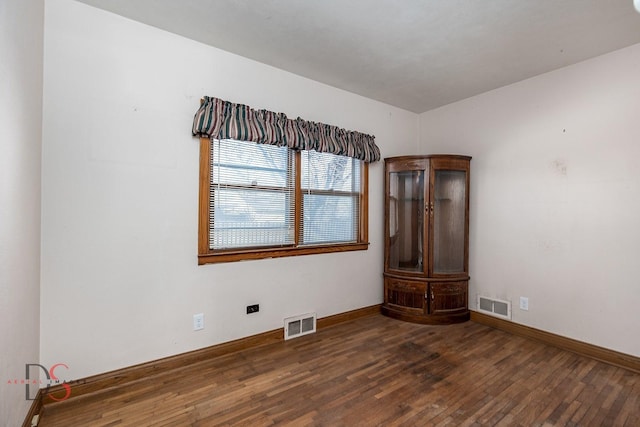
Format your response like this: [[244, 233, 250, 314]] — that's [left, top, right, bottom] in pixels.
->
[[193, 313, 204, 330]]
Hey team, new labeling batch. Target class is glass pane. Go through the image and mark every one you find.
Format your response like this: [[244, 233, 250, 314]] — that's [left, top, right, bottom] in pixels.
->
[[210, 139, 294, 250], [211, 187, 294, 249], [301, 194, 358, 244], [301, 150, 360, 191], [433, 170, 466, 273], [388, 170, 424, 271], [300, 150, 361, 245], [213, 139, 288, 187]]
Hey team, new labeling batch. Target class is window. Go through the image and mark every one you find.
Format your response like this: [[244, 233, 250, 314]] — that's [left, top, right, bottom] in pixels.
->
[[198, 138, 369, 264], [192, 95, 380, 264], [210, 139, 294, 250], [300, 150, 361, 245]]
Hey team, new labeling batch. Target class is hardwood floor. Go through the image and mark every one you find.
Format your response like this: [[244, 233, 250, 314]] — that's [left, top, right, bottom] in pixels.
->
[[38, 315, 640, 426]]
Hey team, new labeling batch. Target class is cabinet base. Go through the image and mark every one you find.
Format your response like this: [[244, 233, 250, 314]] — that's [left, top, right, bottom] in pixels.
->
[[381, 305, 470, 325]]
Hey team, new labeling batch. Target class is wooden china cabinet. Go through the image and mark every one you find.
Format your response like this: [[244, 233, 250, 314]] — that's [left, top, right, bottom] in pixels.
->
[[382, 155, 471, 324]]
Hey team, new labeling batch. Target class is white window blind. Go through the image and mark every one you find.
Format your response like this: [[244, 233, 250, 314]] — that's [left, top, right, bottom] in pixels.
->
[[300, 150, 360, 245], [210, 139, 295, 250]]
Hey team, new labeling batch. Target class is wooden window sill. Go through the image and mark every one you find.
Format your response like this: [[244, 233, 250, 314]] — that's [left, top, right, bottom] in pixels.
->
[[198, 242, 370, 265]]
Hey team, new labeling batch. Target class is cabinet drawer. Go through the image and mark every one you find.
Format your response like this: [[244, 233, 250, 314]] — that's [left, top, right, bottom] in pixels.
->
[[385, 278, 426, 311], [429, 281, 468, 315]]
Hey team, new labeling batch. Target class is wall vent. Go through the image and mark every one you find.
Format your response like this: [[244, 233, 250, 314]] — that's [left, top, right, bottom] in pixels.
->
[[477, 296, 512, 320], [284, 313, 316, 340]]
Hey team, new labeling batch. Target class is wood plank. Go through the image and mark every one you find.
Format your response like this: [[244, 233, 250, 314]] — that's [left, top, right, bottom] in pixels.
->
[[471, 310, 640, 373], [21, 388, 42, 427], [37, 314, 640, 426], [38, 304, 380, 407]]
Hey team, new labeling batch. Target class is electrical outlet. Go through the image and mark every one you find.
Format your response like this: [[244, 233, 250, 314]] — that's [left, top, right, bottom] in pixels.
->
[[193, 313, 204, 330], [519, 297, 529, 311], [246, 304, 259, 314]]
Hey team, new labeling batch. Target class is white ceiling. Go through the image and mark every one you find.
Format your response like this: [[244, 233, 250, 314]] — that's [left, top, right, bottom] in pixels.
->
[[75, 0, 640, 113]]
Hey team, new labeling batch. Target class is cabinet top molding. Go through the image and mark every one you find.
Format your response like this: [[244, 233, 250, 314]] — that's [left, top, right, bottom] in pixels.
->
[[384, 154, 472, 161]]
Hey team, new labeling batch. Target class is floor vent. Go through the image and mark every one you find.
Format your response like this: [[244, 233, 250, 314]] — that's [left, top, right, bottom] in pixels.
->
[[477, 296, 512, 320], [284, 313, 316, 340]]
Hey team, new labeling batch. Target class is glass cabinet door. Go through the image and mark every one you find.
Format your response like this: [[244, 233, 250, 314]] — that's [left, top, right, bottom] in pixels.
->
[[432, 169, 467, 274], [388, 170, 425, 272]]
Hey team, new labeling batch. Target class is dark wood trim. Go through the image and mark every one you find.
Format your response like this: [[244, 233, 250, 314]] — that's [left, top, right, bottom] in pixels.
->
[[382, 304, 469, 324], [294, 150, 301, 246], [317, 304, 380, 329], [198, 242, 370, 264], [471, 310, 640, 374], [41, 329, 282, 405], [197, 137, 211, 256], [22, 388, 43, 427], [36, 312, 640, 425], [383, 154, 472, 163], [41, 304, 381, 406], [360, 162, 369, 244], [383, 271, 470, 282]]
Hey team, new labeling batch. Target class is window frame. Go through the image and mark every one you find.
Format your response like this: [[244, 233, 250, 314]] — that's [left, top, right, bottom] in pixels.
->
[[198, 137, 369, 264]]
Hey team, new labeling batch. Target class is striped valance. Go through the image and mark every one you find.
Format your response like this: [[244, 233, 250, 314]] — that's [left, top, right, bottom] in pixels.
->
[[192, 96, 380, 163]]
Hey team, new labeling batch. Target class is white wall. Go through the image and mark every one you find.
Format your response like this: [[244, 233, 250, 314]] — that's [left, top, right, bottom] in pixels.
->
[[419, 43, 640, 357], [41, 0, 418, 380], [0, 0, 43, 424]]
